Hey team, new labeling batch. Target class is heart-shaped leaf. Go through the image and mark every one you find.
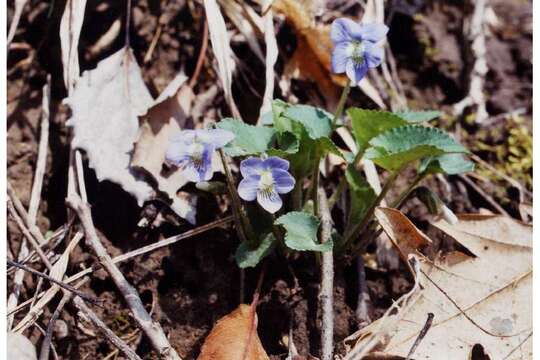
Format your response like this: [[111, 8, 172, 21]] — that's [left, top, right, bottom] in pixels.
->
[[348, 108, 407, 152], [419, 153, 474, 175], [275, 211, 332, 252], [365, 125, 468, 171], [217, 118, 276, 157], [235, 233, 276, 268]]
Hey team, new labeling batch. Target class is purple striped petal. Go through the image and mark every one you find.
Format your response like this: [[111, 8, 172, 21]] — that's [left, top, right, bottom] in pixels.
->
[[272, 168, 295, 194], [332, 42, 350, 74], [238, 175, 260, 201], [263, 156, 289, 171], [364, 42, 384, 68], [165, 143, 190, 165], [257, 189, 283, 214], [346, 59, 369, 84], [358, 23, 389, 43], [331, 18, 362, 44], [240, 157, 264, 177]]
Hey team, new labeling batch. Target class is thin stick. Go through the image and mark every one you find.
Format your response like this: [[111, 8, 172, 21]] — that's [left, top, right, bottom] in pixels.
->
[[318, 188, 334, 360], [75, 150, 88, 203], [7, 200, 52, 269], [28, 78, 50, 223], [355, 256, 371, 327], [6, 259, 100, 305], [7, 181, 48, 244], [457, 174, 511, 217], [7, 0, 29, 51], [7, 216, 234, 317], [39, 289, 74, 360], [73, 296, 142, 360], [405, 313, 434, 360], [66, 194, 182, 360], [189, 18, 209, 88]]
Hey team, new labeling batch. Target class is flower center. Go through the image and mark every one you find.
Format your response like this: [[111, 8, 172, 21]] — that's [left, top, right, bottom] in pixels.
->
[[188, 142, 205, 169], [346, 41, 365, 64], [259, 170, 274, 192]]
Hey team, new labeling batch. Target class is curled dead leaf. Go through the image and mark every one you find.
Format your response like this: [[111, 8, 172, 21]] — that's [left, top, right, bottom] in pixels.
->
[[198, 304, 269, 360], [132, 74, 197, 224], [374, 207, 431, 271]]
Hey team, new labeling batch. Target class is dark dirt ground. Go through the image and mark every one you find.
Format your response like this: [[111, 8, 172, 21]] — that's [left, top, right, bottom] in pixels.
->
[[7, 0, 532, 359]]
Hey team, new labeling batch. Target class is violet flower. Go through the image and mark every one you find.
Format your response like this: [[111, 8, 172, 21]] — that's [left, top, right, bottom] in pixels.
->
[[238, 156, 295, 214], [330, 18, 388, 84], [165, 129, 234, 183]]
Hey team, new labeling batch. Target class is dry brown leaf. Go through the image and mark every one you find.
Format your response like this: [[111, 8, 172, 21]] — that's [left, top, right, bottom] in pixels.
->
[[197, 304, 269, 360], [258, 0, 279, 122], [374, 207, 432, 261], [131, 74, 197, 223], [66, 47, 155, 206], [375, 207, 431, 261], [347, 215, 532, 359]]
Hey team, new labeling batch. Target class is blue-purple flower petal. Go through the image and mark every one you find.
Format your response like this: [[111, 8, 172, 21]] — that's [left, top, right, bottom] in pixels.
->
[[331, 18, 363, 44], [346, 60, 369, 84], [358, 23, 389, 43], [331, 42, 350, 74], [257, 190, 283, 214], [271, 168, 295, 194], [364, 42, 384, 68], [238, 175, 260, 201], [240, 157, 264, 177], [197, 129, 235, 148], [263, 156, 289, 171]]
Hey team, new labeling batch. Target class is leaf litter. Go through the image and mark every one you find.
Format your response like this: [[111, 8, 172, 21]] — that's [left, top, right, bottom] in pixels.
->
[[346, 214, 532, 359]]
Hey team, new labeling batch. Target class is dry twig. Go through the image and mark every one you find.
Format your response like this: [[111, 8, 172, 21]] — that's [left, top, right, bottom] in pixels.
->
[[317, 188, 334, 360], [66, 194, 182, 360]]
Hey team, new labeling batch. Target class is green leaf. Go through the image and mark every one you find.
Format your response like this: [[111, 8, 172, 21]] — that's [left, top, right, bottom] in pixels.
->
[[235, 233, 276, 268], [365, 125, 469, 171], [216, 118, 275, 156], [282, 104, 334, 139], [393, 110, 442, 123], [345, 165, 376, 229], [348, 108, 407, 152], [419, 154, 475, 175], [275, 211, 332, 252], [276, 131, 300, 154]]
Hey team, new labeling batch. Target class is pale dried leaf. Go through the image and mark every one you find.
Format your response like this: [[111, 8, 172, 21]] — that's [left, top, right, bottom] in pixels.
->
[[219, 0, 264, 62], [258, 0, 279, 121], [66, 47, 155, 207], [132, 74, 197, 224], [198, 304, 269, 360], [204, 0, 241, 119], [348, 215, 532, 359], [7, 333, 37, 360], [13, 233, 83, 333], [60, 0, 88, 92]]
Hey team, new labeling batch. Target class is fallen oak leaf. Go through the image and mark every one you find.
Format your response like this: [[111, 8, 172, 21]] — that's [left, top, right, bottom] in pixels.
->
[[131, 73, 197, 224], [197, 304, 269, 360], [346, 214, 532, 359], [66, 47, 155, 206]]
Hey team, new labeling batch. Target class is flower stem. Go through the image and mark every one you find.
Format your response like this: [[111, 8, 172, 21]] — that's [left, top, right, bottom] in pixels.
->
[[218, 149, 255, 246], [343, 166, 403, 248], [332, 79, 351, 128]]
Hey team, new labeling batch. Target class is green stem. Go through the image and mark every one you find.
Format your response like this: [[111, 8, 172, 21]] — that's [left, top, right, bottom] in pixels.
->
[[218, 149, 255, 246], [352, 172, 429, 254], [311, 159, 320, 216], [332, 79, 351, 128], [292, 182, 303, 211], [391, 172, 427, 209], [343, 167, 403, 248]]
